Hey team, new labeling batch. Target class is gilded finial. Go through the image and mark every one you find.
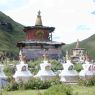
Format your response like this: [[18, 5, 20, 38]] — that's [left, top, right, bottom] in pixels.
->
[[38, 10, 41, 16]]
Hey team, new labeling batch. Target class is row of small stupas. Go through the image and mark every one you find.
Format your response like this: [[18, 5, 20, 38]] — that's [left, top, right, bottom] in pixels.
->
[[17, 11, 65, 60], [13, 50, 95, 83], [0, 50, 94, 89]]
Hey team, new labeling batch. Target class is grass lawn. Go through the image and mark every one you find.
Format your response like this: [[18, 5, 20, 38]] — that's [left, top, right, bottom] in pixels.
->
[[72, 85, 95, 95], [1, 85, 95, 95], [1, 90, 45, 95]]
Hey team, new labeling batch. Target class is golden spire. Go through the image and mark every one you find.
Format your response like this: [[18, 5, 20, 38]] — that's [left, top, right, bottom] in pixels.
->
[[35, 10, 43, 26], [76, 39, 80, 48]]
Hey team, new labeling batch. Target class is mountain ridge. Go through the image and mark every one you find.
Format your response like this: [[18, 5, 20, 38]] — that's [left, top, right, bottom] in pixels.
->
[[0, 11, 25, 58]]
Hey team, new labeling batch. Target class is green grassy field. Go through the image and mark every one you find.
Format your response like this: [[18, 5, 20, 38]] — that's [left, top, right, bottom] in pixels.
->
[[1, 85, 95, 95], [1, 90, 45, 95], [72, 85, 95, 95]]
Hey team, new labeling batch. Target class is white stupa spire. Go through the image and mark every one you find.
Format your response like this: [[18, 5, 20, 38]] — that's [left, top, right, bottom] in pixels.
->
[[19, 50, 26, 63], [19, 50, 22, 56]]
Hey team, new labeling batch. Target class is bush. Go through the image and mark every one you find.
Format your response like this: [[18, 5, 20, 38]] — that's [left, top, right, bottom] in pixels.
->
[[48, 76, 61, 86], [44, 84, 73, 95], [4, 78, 52, 91], [74, 63, 83, 72], [25, 78, 51, 89], [4, 81, 18, 91], [27, 60, 41, 75], [50, 60, 63, 72], [78, 76, 95, 86], [4, 76, 62, 91], [4, 65, 15, 76]]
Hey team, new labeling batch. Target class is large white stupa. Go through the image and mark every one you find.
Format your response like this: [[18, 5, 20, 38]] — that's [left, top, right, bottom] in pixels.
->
[[13, 50, 33, 82], [0, 64, 7, 88], [59, 52, 78, 83], [35, 55, 56, 81]]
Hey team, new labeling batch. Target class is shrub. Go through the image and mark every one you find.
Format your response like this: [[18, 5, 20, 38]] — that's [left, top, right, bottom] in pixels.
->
[[17, 80, 26, 90], [26, 78, 51, 89], [48, 76, 61, 86], [50, 60, 63, 72], [4, 78, 51, 91], [4, 81, 18, 91], [74, 63, 83, 72], [4, 65, 15, 76], [4, 76, 61, 91], [44, 84, 73, 95], [27, 60, 41, 75], [78, 76, 95, 86]]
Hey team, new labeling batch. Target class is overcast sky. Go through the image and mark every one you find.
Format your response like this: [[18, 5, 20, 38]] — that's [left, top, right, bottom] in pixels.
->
[[0, 0, 95, 44]]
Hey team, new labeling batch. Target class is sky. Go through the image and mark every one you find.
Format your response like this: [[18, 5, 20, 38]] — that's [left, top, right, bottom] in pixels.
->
[[0, 0, 95, 44]]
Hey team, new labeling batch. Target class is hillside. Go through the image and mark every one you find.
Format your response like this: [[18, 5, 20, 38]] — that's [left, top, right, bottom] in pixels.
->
[[63, 34, 95, 59], [0, 11, 25, 58]]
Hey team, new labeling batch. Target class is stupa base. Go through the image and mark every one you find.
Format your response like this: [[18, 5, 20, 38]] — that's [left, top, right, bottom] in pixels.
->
[[79, 75, 94, 80], [13, 76, 33, 83], [60, 76, 79, 83], [35, 76, 56, 81]]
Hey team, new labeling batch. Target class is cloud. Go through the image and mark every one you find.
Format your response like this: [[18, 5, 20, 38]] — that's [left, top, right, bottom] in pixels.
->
[[76, 25, 91, 31], [91, 11, 95, 14], [0, 0, 28, 11]]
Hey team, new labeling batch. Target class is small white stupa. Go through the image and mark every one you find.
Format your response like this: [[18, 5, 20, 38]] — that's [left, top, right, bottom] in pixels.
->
[[13, 50, 33, 82], [59, 51, 78, 83], [0, 64, 7, 88], [79, 60, 94, 79], [35, 54, 56, 81]]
